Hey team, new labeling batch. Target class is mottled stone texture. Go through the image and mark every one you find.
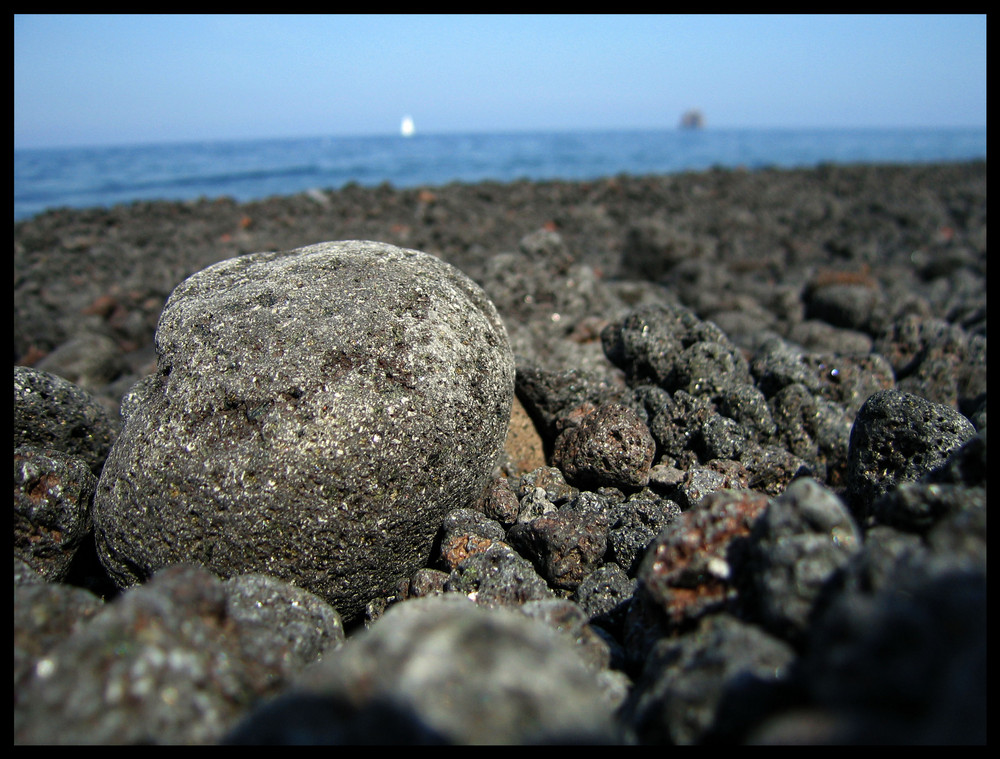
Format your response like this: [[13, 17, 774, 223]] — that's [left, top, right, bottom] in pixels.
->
[[227, 595, 619, 744], [93, 241, 514, 624], [14, 366, 119, 476], [846, 389, 976, 524]]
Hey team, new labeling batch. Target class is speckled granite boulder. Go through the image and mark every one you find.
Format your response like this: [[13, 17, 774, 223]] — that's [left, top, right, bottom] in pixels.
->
[[93, 241, 514, 624]]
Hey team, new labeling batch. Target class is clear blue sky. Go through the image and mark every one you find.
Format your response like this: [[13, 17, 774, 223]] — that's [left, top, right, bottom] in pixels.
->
[[14, 14, 987, 150]]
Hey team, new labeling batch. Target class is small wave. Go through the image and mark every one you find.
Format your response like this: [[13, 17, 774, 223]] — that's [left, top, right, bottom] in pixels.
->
[[94, 163, 323, 195]]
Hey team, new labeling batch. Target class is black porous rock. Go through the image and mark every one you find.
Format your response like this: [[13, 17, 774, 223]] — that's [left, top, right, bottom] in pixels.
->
[[14, 366, 119, 476], [871, 427, 987, 533], [742, 478, 862, 644], [227, 595, 620, 745], [601, 303, 750, 398], [552, 403, 656, 489], [572, 561, 637, 635], [92, 241, 514, 624], [875, 314, 987, 413], [518, 597, 616, 674], [507, 493, 610, 590], [514, 364, 628, 450], [846, 389, 977, 524], [445, 542, 553, 608], [795, 569, 986, 744], [605, 493, 682, 577], [622, 613, 796, 745], [14, 446, 97, 581], [768, 382, 852, 486]]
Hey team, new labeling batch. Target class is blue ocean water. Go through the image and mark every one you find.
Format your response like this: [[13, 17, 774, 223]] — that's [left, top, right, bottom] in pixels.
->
[[13, 127, 987, 222]]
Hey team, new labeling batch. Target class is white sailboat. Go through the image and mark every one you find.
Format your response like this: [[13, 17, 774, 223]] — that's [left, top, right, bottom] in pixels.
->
[[400, 115, 415, 138]]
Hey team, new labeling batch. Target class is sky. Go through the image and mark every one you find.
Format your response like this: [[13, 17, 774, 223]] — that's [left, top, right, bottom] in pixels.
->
[[14, 14, 987, 150]]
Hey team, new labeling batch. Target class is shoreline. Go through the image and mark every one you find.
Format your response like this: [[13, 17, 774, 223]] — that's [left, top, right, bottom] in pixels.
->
[[14, 161, 986, 416], [14, 159, 987, 743]]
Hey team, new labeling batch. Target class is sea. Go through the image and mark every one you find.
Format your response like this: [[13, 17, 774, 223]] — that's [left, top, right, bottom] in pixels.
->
[[13, 127, 987, 222]]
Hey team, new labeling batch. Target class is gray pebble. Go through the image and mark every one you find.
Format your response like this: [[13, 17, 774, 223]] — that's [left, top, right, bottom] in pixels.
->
[[15, 565, 324, 744], [223, 573, 345, 667], [744, 478, 861, 643], [14, 580, 104, 695], [230, 595, 620, 744]]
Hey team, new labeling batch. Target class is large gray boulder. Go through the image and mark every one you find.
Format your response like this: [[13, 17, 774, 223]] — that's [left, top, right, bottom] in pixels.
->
[[93, 241, 514, 624]]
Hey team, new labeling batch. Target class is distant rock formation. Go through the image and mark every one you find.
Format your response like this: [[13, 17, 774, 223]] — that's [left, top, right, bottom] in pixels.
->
[[679, 109, 705, 130]]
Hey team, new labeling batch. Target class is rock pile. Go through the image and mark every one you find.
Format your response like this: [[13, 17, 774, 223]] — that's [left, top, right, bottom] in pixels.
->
[[14, 164, 986, 744]]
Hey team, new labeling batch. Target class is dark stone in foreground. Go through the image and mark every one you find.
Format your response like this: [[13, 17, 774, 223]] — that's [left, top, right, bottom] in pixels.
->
[[226, 595, 619, 744], [93, 241, 515, 624], [14, 565, 344, 745], [623, 613, 796, 745], [743, 478, 861, 643]]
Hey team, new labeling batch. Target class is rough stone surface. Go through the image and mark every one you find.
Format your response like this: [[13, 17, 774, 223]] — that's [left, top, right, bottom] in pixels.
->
[[93, 241, 514, 623], [800, 569, 986, 744], [601, 303, 750, 398], [606, 494, 682, 576], [226, 595, 620, 745], [13, 580, 105, 696], [14, 366, 119, 476], [572, 562, 636, 635], [13, 164, 988, 744], [507, 494, 610, 590], [445, 542, 553, 608], [626, 489, 770, 666], [436, 507, 509, 571], [846, 389, 976, 524], [552, 403, 656, 489], [743, 478, 862, 643], [14, 565, 334, 745], [481, 475, 521, 527], [222, 573, 346, 667], [14, 446, 97, 581], [623, 613, 796, 745]]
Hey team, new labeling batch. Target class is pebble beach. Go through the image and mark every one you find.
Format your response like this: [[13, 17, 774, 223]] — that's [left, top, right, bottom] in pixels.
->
[[14, 161, 986, 744]]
